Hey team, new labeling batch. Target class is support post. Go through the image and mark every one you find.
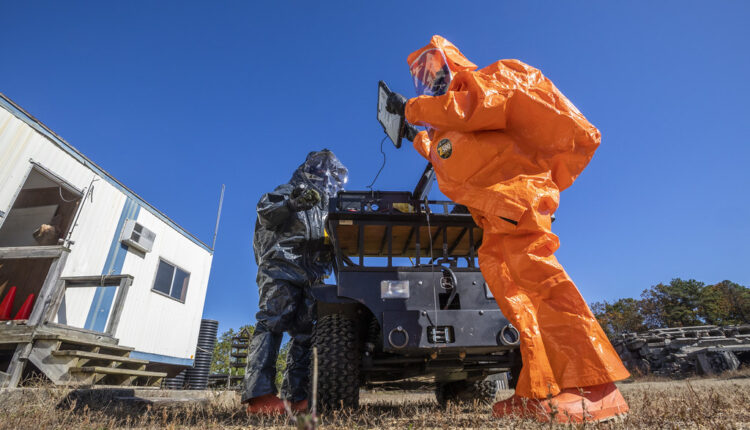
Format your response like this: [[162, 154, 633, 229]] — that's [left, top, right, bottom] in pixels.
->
[[105, 277, 133, 336], [4, 342, 33, 388], [27, 249, 69, 326]]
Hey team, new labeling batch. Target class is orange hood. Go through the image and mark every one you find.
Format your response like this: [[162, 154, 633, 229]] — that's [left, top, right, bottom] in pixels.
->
[[407, 35, 477, 74]]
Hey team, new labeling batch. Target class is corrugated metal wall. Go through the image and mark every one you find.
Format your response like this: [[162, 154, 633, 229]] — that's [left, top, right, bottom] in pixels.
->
[[0, 106, 213, 364]]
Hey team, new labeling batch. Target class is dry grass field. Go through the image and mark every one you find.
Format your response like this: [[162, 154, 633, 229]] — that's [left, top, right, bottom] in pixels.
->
[[1, 373, 749, 429]]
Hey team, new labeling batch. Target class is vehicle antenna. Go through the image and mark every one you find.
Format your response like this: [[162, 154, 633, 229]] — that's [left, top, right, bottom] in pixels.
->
[[211, 184, 225, 251]]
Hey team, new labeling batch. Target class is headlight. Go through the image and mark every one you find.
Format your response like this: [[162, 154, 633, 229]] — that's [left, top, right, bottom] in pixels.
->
[[381, 280, 410, 299]]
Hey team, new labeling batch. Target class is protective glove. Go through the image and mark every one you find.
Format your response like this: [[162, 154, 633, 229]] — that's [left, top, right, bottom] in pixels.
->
[[404, 122, 418, 142], [386, 91, 421, 143], [386, 91, 407, 116], [288, 184, 321, 212]]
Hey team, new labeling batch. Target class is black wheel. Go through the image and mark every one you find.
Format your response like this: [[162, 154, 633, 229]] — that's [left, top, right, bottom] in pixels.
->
[[435, 379, 499, 408], [312, 313, 361, 411]]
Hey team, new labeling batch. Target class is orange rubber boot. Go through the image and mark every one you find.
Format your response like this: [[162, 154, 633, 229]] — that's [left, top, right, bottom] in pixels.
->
[[492, 394, 542, 420], [291, 399, 308, 413], [245, 393, 286, 415], [493, 383, 629, 423]]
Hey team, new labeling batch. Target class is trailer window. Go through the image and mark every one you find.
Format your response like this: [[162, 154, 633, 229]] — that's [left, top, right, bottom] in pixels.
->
[[152, 259, 190, 302]]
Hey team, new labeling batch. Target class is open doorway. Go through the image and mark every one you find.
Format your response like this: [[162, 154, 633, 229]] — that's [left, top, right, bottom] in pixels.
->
[[0, 167, 83, 247], [0, 165, 83, 325]]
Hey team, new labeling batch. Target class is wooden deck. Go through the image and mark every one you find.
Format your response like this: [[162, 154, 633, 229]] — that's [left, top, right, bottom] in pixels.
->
[[0, 323, 165, 388]]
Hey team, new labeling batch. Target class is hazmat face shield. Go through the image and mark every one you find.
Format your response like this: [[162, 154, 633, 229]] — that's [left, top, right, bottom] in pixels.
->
[[410, 48, 453, 97], [299, 151, 349, 198]]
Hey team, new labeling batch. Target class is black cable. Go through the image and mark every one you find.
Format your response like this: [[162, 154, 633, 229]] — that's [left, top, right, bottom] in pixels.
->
[[367, 136, 388, 190]]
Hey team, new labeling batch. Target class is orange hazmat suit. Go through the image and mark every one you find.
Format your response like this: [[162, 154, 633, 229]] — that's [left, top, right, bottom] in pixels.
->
[[405, 36, 630, 399]]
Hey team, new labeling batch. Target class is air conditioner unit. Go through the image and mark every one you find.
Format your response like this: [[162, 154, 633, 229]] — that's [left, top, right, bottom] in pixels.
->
[[120, 219, 156, 253]]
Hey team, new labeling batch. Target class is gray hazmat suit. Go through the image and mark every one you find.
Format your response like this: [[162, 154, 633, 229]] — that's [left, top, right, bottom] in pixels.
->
[[242, 149, 348, 403]]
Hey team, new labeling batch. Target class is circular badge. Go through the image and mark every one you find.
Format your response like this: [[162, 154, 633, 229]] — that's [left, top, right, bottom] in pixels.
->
[[437, 138, 452, 159]]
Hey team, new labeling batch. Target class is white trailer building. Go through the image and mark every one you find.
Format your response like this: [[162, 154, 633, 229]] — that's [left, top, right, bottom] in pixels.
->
[[0, 93, 215, 387]]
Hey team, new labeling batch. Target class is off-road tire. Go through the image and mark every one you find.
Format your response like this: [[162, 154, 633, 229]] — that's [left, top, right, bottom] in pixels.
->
[[312, 313, 360, 411], [435, 379, 499, 408]]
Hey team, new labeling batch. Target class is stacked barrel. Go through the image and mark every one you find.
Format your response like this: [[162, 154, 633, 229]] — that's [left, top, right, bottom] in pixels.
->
[[185, 319, 219, 390], [162, 370, 186, 389]]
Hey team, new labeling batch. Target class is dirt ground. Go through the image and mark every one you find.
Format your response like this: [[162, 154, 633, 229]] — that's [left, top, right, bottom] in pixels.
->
[[1, 375, 749, 429]]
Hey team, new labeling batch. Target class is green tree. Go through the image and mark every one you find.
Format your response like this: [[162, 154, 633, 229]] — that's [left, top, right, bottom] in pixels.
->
[[699, 280, 750, 325], [640, 278, 704, 328], [275, 342, 291, 389], [592, 279, 749, 337], [211, 324, 254, 376], [591, 298, 647, 337]]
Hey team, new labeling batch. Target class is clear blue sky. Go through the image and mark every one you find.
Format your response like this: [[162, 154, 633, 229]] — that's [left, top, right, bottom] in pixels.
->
[[2, 1, 748, 333]]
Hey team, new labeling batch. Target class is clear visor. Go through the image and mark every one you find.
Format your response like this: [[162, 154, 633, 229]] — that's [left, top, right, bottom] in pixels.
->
[[409, 48, 452, 97], [301, 152, 349, 198]]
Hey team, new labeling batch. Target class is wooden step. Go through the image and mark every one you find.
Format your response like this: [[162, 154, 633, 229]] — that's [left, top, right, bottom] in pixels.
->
[[69, 366, 166, 387], [35, 334, 133, 353], [51, 350, 149, 365], [0, 324, 35, 344], [39, 323, 120, 345], [25, 326, 163, 388], [70, 366, 166, 378]]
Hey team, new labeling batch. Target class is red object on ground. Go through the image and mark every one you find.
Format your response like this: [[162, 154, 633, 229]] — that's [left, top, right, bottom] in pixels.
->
[[245, 393, 286, 415], [492, 382, 629, 423], [0, 286, 17, 320], [14, 294, 35, 320]]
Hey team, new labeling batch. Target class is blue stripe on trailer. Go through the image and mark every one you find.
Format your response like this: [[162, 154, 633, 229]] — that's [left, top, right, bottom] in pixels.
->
[[84, 197, 140, 332]]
